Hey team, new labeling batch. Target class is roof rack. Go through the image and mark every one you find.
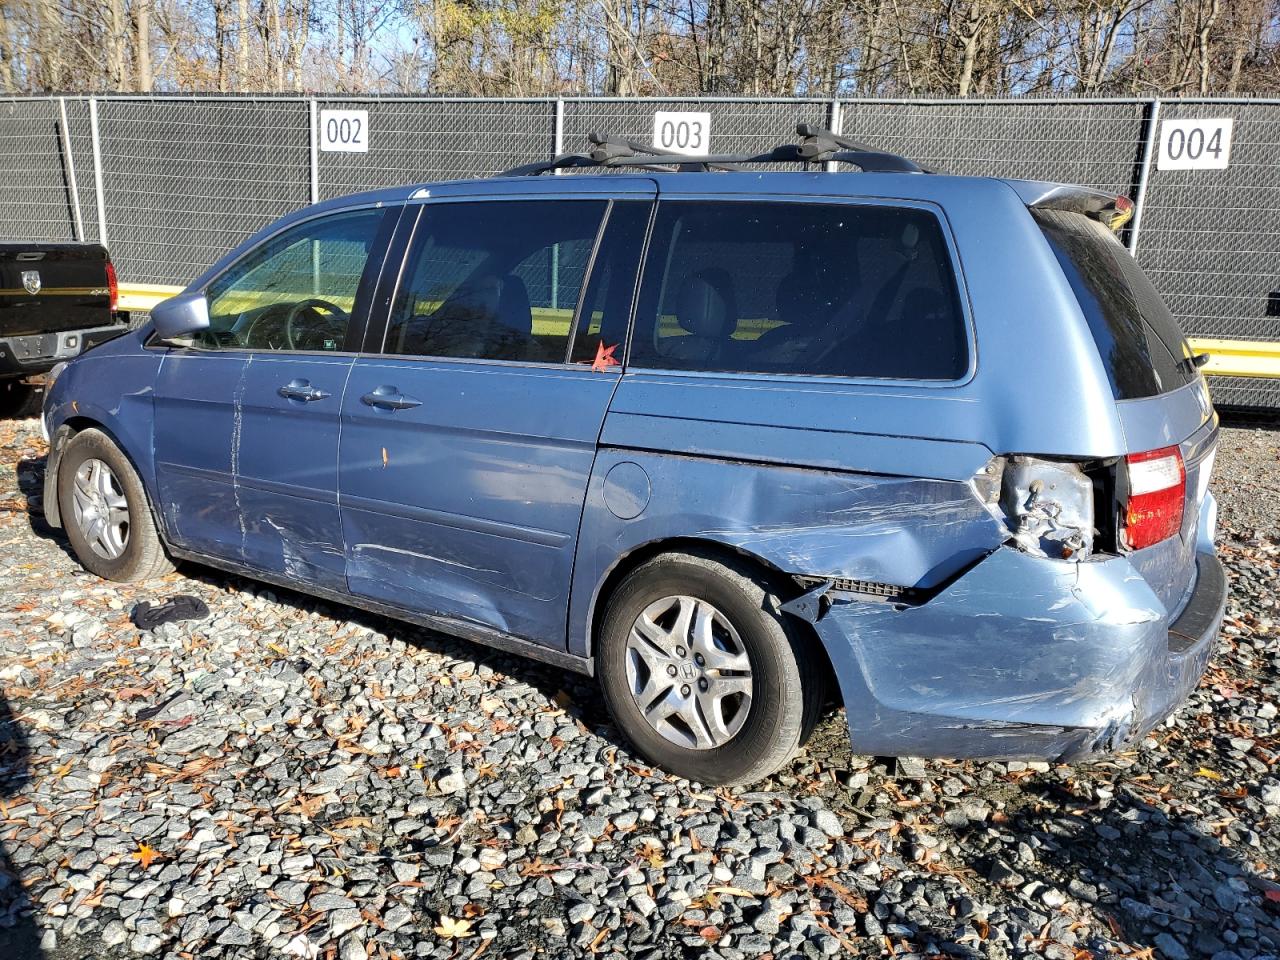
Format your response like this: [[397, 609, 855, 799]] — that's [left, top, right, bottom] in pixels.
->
[[498, 124, 930, 177]]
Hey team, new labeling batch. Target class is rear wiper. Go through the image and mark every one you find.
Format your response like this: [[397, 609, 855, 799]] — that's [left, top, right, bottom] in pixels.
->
[[1183, 352, 1211, 372]]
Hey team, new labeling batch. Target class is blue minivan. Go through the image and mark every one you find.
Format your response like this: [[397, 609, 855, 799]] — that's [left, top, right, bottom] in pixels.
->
[[41, 130, 1226, 784]]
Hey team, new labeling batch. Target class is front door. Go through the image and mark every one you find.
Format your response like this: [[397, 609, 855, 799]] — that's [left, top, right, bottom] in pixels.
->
[[220, 207, 393, 588], [155, 206, 393, 583], [339, 195, 652, 648]]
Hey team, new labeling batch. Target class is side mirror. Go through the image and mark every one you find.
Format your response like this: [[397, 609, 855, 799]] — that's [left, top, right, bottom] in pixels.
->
[[152, 291, 210, 342]]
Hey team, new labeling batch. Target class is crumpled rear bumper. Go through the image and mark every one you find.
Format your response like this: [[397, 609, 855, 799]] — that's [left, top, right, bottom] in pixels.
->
[[814, 533, 1227, 763]]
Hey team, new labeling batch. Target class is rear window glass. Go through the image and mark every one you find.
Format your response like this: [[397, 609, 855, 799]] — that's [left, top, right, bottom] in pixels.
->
[[1035, 209, 1195, 400], [629, 201, 968, 381]]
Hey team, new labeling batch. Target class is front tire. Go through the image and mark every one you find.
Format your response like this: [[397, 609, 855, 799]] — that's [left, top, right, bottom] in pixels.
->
[[597, 550, 824, 785], [57, 428, 175, 582]]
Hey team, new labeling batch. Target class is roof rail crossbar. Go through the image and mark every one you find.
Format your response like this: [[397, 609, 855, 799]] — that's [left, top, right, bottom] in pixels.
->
[[593, 147, 922, 174], [828, 150, 926, 173], [795, 123, 884, 157], [587, 132, 745, 171], [499, 153, 598, 177], [497, 125, 929, 177], [794, 123, 935, 173]]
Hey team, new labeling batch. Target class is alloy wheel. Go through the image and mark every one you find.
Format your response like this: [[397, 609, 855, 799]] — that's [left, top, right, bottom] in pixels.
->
[[623, 594, 753, 750], [70, 457, 130, 560]]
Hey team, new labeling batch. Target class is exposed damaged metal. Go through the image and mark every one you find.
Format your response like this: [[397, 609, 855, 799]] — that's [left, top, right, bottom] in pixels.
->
[[998, 457, 1096, 559]]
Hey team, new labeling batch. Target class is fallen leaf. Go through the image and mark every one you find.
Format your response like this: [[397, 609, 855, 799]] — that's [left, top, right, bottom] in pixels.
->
[[131, 843, 160, 869], [433, 915, 473, 939], [708, 885, 759, 899], [636, 840, 665, 868], [1197, 767, 1224, 780]]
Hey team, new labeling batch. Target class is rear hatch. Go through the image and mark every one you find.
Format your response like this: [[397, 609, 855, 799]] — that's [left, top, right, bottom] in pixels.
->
[[1032, 204, 1215, 619], [0, 243, 113, 337]]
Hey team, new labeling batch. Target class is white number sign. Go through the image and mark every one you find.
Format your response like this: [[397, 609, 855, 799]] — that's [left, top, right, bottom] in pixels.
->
[[653, 111, 711, 156], [1157, 118, 1232, 170], [320, 109, 369, 153]]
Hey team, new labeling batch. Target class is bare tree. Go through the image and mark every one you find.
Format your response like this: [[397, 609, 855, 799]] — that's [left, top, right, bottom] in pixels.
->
[[0, 0, 1275, 96]]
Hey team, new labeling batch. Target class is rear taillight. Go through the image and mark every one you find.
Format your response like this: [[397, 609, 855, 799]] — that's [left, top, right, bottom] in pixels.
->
[[105, 260, 118, 313], [1123, 445, 1185, 550]]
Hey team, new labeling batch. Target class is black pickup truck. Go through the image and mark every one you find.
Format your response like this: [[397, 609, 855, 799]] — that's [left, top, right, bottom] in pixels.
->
[[1, 243, 129, 417]]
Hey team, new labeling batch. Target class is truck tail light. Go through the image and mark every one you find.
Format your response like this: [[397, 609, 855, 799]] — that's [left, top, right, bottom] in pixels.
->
[[105, 260, 118, 313], [1123, 446, 1185, 550]]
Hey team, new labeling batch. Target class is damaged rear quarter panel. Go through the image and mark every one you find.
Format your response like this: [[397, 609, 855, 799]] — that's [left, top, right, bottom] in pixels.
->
[[568, 445, 1006, 660]]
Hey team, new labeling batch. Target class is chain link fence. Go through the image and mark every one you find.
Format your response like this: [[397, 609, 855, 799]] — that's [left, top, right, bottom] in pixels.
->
[[0, 94, 1276, 407]]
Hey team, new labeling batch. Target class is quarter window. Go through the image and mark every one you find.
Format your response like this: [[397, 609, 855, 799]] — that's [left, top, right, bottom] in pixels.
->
[[385, 200, 608, 363], [1035, 209, 1194, 400], [630, 201, 968, 380], [202, 209, 385, 352]]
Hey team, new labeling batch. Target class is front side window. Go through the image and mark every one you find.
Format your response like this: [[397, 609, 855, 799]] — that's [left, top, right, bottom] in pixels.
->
[[201, 208, 386, 352], [630, 201, 968, 381], [384, 200, 608, 363]]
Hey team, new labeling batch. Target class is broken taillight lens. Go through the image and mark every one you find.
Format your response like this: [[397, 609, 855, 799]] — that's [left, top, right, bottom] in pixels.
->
[[105, 259, 119, 313], [1123, 445, 1185, 550]]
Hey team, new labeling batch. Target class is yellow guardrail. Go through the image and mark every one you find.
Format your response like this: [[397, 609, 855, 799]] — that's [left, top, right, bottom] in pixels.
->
[[1187, 337, 1280, 379], [117, 283, 184, 313], [118, 284, 1280, 379]]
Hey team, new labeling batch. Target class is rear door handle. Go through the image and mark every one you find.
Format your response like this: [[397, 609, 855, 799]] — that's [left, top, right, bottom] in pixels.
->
[[361, 385, 422, 410], [278, 378, 331, 402]]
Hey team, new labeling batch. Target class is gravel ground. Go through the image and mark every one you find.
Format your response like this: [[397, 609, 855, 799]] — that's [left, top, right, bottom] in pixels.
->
[[1, 414, 1277, 960]]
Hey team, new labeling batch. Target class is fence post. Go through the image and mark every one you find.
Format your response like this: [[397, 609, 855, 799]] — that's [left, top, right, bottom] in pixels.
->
[[57, 97, 85, 242], [826, 98, 843, 173], [1129, 97, 1161, 256], [554, 98, 565, 157], [88, 98, 107, 246], [309, 99, 319, 205]]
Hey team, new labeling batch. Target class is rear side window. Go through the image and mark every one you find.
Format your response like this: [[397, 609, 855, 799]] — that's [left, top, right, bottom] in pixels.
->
[[629, 200, 967, 381], [1035, 209, 1195, 400]]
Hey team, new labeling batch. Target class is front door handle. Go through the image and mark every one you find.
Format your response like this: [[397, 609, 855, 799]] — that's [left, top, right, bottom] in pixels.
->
[[361, 385, 422, 410], [278, 378, 331, 402]]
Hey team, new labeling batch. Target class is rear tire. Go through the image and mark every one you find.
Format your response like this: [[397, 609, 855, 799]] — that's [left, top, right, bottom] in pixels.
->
[[0, 380, 34, 419], [57, 428, 175, 582], [597, 550, 824, 785]]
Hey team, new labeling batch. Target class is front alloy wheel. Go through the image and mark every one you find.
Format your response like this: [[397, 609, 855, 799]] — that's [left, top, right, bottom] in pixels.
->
[[70, 457, 131, 559], [57, 428, 175, 582]]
